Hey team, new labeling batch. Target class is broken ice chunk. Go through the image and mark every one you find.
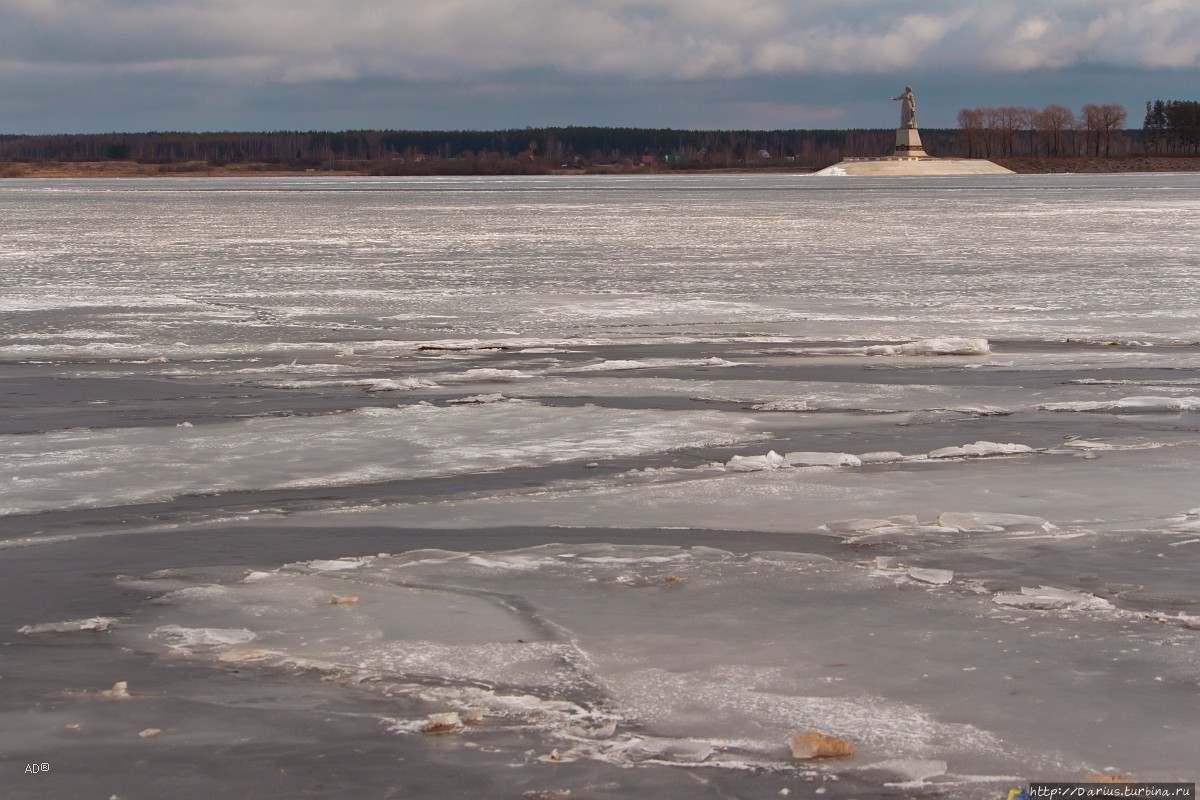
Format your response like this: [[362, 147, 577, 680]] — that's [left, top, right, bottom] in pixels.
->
[[633, 738, 715, 763], [446, 393, 508, 405], [857, 758, 948, 782], [876, 338, 989, 356], [825, 518, 896, 533], [858, 451, 906, 464], [19, 617, 116, 635], [751, 399, 812, 412], [151, 625, 257, 652], [725, 451, 787, 471], [908, 568, 954, 585], [1059, 440, 1115, 451], [928, 441, 1034, 459], [784, 452, 862, 468], [422, 712, 464, 735], [303, 558, 366, 571], [937, 512, 1054, 533], [993, 586, 1113, 611], [216, 648, 277, 663], [1041, 396, 1200, 412]]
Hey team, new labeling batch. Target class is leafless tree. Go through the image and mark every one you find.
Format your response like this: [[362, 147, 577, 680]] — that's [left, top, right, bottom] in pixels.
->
[[957, 108, 985, 158], [1035, 104, 1076, 156], [1081, 103, 1128, 157], [982, 107, 1003, 157]]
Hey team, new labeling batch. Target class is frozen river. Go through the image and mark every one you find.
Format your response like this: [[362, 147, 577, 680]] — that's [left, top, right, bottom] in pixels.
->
[[2, 174, 1199, 798]]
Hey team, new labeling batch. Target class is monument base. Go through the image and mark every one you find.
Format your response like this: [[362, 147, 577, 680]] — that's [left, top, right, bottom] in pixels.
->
[[894, 127, 926, 156], [812, 158, 1015, 176], [813, 125, 1014, 176]]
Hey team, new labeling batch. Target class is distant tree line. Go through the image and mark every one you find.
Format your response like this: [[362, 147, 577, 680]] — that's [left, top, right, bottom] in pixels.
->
[[0, 126, 977, 171], [1, 102, 1190, 172], [956, 103, 1131, 158], [1143, 100, 1200, 154]]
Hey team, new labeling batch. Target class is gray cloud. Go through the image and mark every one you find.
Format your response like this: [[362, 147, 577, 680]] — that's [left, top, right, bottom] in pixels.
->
[[1, 0, 1197, 132]]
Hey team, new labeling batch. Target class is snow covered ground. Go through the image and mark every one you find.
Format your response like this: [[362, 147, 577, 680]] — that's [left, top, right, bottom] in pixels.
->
[[2, 174, 1199, 798]]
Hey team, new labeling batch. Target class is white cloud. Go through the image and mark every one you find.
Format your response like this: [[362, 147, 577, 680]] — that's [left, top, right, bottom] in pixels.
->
[[2, 0, 1198, 84]]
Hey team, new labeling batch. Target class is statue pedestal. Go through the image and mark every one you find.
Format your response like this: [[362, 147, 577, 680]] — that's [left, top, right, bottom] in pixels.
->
[[894, 128, 926, 156]]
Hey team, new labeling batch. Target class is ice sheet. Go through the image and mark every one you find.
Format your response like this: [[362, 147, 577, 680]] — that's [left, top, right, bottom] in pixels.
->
[[115, 542, 1200, 782], [6, 174, 1200, 798], [0, 402, 765, 516]]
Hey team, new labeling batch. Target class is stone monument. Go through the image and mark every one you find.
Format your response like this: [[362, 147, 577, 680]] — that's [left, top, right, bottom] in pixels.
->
[[812, 84, 1013, 176], [890, 85, 926, 157]]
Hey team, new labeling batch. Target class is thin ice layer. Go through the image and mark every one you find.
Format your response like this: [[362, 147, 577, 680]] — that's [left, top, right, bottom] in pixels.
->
[[0, 402, 764, 516], [316, 444, 1200, 537], [117, 543, 1200, 782]]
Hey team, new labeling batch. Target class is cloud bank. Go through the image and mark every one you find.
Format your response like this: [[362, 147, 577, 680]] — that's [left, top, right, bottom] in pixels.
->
[[1, 0, 1197, 132]]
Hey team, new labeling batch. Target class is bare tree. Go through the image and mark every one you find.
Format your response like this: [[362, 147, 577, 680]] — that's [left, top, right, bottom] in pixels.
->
[[991, 107, 1030, 156], [957, 108, 985, 158], [982, 107, 1003, 157], [1017, 107, 1037, 156], [1081, 103, 1128, 157], [1035, 104, 1076, 156]]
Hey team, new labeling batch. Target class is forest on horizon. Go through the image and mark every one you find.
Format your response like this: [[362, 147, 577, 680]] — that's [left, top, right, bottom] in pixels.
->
[[1, 99, 1196, 174]]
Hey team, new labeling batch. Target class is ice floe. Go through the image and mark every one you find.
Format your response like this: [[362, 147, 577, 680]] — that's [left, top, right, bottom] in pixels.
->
[[556, 357, 741, 373], [260, 377, 439, 392], [445, 393, 510, 405], [784, 451, 863, 468], [750, 399, 812, 412], [782, 338, 990, 357], [937, 512, 1055, 533], [150, 625, 258, 651], [859, 451, 907, 464], [927, 441, 1035, 459], [725, 451, 788, 472], [1040, 396, 1200, 413], [111, 539, 1199, 782], [18, 617, 117, 635], [0, 403, 765, 515], [992, 586, 1113, 612], [907, 568, 954, 585]]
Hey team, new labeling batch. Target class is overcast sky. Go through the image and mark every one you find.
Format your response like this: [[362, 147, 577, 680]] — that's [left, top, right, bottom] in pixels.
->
[[2, 0, 1197, 134]]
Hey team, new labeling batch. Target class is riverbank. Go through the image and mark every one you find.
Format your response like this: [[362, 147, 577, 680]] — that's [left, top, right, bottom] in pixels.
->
[[994, 155, 1200, 173], [5, 155, 1200, 178]]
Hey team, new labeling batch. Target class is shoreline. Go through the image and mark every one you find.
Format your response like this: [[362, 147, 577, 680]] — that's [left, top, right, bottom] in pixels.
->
[[4, 155, 1200, 178]]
